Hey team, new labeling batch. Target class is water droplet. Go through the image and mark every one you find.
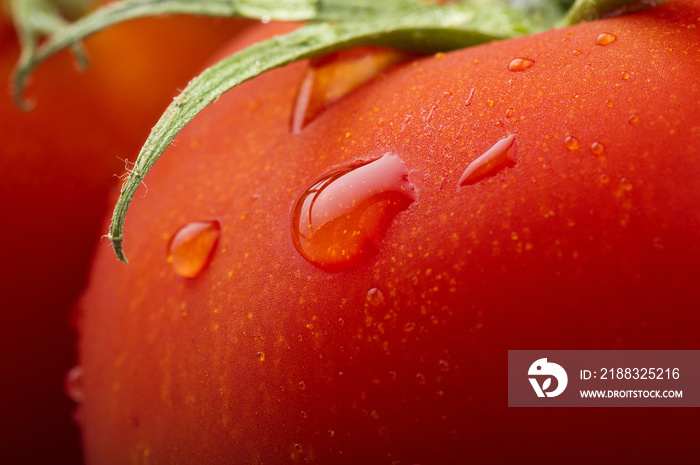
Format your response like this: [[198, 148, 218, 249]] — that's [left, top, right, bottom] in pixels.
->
[[465, 88, 475, 106], [338, 317, 345, 326], [416, 373, 427, 385], [328, 430, 335, 438], [434, 52, 446, 60], [564, 136, 580, 151], [403, 322, 416, 332], [620, 177, 633, 192], [291, 153, 416, 271], [605, 100, 614, 108], [388, 370, 397, 380], [590, 141, 606, 155], [505, 108, 515, 118], [367, 287, 385, 306], [300, 410, 308, 419], [298, 381, 306, 390], [256, 351, 265, 362], [457, 134, 517, 188], [572, 50, 582, 56], [595, 32, 617, 46], [166, 220, 220, 278], [628, 114, 640, 125], [599, 173, 611, 184], [439, 359, 450, 372], [621, 71, 631, 80], [64, 366, 84, 404], [507, 58, 534, 72], [291, 47, 409, 132]]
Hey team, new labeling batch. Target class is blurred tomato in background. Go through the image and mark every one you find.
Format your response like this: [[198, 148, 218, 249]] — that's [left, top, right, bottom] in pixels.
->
[[0, 2, 249, 462]]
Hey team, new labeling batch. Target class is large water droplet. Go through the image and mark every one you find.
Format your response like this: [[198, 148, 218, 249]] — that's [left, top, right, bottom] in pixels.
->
[[507, 58, 534, 72], [291, 153, 416, 271], [457, 135, 518, 188], [595, 32, 617, 46], [291, 47, 409, 132], [166, 220, 221, 278]]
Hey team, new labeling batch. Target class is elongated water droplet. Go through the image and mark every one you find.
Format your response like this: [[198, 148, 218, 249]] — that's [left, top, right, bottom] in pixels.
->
[[595, 32, 617, 46], [291, 153, 416, 271], [507, 58, 534, 72], [65, 366, 84, 404], [167, 220, 220, 278], [291, 47, 409, 132], [628, 114, 640, 125], [458, 135, 518, 188], [465, 88, 475, 106]]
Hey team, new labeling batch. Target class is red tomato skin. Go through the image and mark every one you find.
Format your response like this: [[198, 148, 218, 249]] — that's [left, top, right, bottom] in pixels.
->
[[79, 3, 700, 465], [0, 14, 248, 465]]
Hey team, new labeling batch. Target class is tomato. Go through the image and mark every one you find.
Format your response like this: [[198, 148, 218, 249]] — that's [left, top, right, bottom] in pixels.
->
[[78, 2, 700, 464], [0, 8, 248, 464]]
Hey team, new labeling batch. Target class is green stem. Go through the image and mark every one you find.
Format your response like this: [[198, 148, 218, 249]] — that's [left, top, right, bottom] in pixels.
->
[[107, 5, 525, 262]]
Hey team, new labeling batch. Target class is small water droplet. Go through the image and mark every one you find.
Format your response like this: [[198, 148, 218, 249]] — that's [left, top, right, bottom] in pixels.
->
[[621, 71, 631, 80], [487, 99, 495, 107], [298, 381, 306, 390], [507, 58, 534, 72], [416, 373, 427, 385], [439, 359, 450, 372], [388, 370, 397, 380], [291, 153, 416, 271], [403, 322, 416, 332], [590, 141, 606, 155], [620, 177, 633, 192], [605, 100, 614, 108], [65, 366, 84, 404], [564, 136, 580, 151], [465, 87, 475, 106], [457, 134, 518, 188], [595, 32, 617, 46], [628, 114, 640, 125], [367, 287, 385, 306], [572, 50, 582, 56], [599, 173, 611, 184], [328, 430, 335, 438], [291, 47, 409, 132], [434, 52, 446, 60], [338, 317, 345, 326], [256, 351, 265, 362], [166, 220, 220, 278], [300, 410, 308, 419], [505, 108, 515, 118]]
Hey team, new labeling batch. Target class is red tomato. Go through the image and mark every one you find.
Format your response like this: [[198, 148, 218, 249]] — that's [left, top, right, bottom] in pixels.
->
[[0, 11, 248, 465], [78, 2, 700, 464]]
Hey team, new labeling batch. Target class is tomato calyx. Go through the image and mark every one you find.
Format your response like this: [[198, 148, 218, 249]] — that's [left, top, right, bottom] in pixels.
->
[[9, 0, 658, 263]]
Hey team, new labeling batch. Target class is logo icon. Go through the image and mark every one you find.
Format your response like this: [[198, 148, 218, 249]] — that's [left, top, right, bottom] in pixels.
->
[[528, 358, 568, 397]]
